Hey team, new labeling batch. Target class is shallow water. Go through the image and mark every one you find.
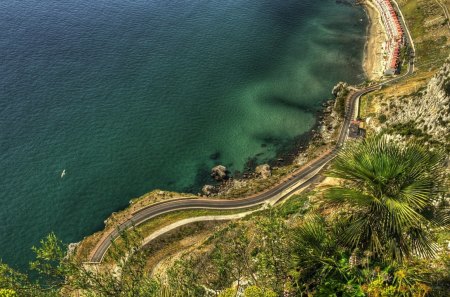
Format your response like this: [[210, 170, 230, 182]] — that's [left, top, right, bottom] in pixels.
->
[[0, 0, 367, 269]]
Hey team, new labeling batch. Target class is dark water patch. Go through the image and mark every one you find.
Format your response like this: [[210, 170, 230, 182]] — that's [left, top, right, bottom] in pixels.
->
[[336, 0, 355, 7], [209, 151, 221, 161], [261, 95, 315, 113], [262, 0, 319, 28], [183, 163, 212, 194]]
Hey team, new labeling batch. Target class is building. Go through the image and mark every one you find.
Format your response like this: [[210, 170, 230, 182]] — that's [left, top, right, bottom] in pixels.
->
[[348, 120, 366, 138], [373, 0, 405, 75]]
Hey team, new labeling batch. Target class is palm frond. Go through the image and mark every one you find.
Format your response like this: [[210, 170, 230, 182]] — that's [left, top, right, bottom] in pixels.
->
[[323, 135, 447, 262], [323, 187, 373, 207]]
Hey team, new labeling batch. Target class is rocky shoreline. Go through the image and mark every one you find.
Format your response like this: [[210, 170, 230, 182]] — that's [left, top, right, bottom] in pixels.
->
[[199, 1, 378, 198], [72, 0, 379, 259], [200, 82, 351, 197]]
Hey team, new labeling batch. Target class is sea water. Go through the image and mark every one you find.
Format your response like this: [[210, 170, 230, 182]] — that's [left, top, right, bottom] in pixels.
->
[[0, 0, 367, 269]]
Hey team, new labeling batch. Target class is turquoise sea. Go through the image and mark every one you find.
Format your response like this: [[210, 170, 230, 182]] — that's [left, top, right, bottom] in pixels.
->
[[0, 0, 367, 269]]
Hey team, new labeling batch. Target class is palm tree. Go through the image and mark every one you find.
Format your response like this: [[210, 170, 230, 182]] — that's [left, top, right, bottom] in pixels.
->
[[324, 135, 447, 262]]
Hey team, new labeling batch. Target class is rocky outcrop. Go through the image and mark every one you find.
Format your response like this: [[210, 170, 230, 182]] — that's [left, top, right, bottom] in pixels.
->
[[316, 82, 352, 144], [317, 99, 341, 143], [66, 242, 79, 259], [202, 185, 216, 196], [383, 57, 450, 143], [332, 82, 348, 98], [211, 165, 228, 181], [255, 164, 271, 179]]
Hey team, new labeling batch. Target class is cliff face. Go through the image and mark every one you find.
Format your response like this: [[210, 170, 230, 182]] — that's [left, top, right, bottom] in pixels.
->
[[382, 57, 450, 143]]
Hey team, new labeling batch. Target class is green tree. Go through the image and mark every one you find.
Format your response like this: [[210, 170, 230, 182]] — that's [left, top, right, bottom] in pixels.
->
[[324, 136, 447, 262], [243, 285, 277, 297], [0, 289, 17, 297], [1, 229, 162, 297], [292, 214, 365, 296], [166, 259, 205, 297], [253, 209, 293, 294], [209, 224, 256, 291], [0, 258, 58, 297], [217, 287, 237, 297], [64, 227, 160, 297]]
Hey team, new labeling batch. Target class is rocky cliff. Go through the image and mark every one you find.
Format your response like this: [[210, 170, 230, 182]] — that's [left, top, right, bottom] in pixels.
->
[[381, 57, 450, 144]]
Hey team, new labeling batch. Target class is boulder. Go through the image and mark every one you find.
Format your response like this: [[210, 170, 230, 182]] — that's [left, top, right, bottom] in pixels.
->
[[65, 242, 79, 258], [211, 165, 228, 181], [255, 164, 271, 179], [332, 82, 348, 97], [202, 185, 215, 196]]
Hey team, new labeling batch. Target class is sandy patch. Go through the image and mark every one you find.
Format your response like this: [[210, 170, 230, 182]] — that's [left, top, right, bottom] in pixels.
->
[[362, 0, 388, 81]]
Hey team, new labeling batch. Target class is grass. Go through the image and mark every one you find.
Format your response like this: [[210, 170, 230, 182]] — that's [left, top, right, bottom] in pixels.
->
[[359, 93, 377, 118], [276, 193, 310, 218], [400, 0, 450, 70], [136, 207, 260, 237], [143, 221, 223, 273], [102, 206, 262, 263], [385, 121, 431, 139]]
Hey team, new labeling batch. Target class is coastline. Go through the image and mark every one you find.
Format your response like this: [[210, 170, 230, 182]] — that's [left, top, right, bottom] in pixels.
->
[[361, 0, 387, 81], [74, 3, 384, 261]]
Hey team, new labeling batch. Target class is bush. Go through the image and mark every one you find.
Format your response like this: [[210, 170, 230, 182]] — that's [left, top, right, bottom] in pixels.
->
[[335, 95, 346, 118], [444, 80, 450, 96], [378, 114, 387, 123], [389, 121, 429, 139], [244, 286, 277, 297], [218, 288, 237, 297], [0, 289, 17, 297]]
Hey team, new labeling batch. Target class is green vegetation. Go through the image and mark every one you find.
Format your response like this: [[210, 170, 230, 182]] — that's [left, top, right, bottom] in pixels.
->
[[445, 79, 450, 96], [335, 88, 349, 118], [1, 136, 447, 296], [324, 136, 446, 262], [377, 113, 387, 123], [218, 286, 277, 297], [102, 207, 260, 263], [385, 121, 436, 144], [359, 93, 376, 119], [0, 289, 17, 297], [401, 0, 450, 70]]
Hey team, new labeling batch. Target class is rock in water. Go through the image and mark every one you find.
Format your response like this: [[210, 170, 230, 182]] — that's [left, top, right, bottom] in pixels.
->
[[211, 165, 228, 181], [255, 164, 271, 179]]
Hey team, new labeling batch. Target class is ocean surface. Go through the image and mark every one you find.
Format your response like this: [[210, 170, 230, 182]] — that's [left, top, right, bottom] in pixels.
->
[[0, 0, 367, 269]]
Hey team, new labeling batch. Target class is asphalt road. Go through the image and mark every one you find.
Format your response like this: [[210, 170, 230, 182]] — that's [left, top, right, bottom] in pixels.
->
[[89, 149, 337, 263], [89, 14, 416, 264]]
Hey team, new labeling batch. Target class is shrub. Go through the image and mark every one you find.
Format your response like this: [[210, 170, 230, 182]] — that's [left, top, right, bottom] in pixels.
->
[[0, 289, 17, 297], [444, 80, 450, 96], [378, 114, 387, 123]]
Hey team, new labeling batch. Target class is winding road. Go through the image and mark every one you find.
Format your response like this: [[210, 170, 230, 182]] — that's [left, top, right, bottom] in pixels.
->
[[88, 3, 415, 264]]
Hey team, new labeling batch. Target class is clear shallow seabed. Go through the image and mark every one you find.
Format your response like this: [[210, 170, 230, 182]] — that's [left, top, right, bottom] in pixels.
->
[[0, 0, 367, 269]]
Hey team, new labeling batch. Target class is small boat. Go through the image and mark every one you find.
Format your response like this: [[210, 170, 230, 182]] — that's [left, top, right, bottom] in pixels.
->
[[61, 169, 66, 178]]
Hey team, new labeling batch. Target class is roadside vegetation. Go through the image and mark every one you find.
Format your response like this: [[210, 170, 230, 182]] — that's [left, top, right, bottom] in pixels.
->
[[0, 135, 448, 296], [101, 207, 261, 265]]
